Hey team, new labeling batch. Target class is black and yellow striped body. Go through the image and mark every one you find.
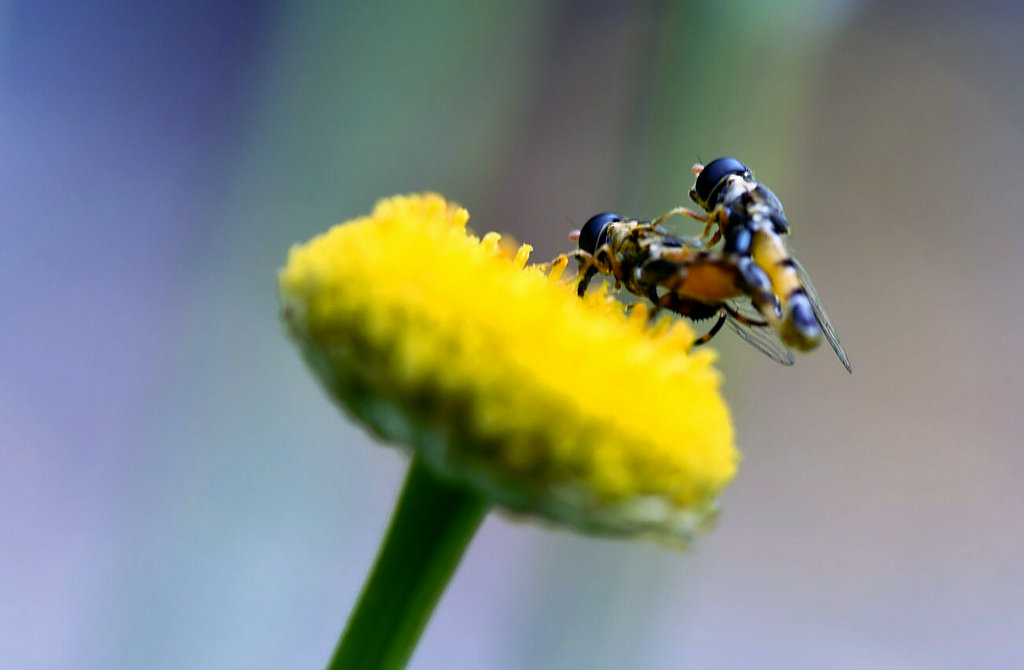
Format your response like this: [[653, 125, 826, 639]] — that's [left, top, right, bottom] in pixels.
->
[[693, 163, 823, 352], [563, 170, 851, 370], [749, 229, 820, 351]]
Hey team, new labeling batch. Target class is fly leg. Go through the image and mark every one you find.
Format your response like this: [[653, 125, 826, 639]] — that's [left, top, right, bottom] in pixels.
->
[[721, 302, 768, 327], [654, 290, 727, 346], [569, 249, 607, 297], [651, 206, 708, 227], [546, 249, 599, 271], [652, 205, 729, 247], [692, 311, 727, 346], [592, 242, 624, 286], [735, 258, 781, 325], [685, 161, 729, 246], [578, 242, 627, 296], [549, 246, 623, 297], [542, 250, 603, 296], [651, 206, 716, 245]]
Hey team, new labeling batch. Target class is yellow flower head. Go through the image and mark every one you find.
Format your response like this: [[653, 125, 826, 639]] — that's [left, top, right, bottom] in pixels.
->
[[279, 194, 737, 545]]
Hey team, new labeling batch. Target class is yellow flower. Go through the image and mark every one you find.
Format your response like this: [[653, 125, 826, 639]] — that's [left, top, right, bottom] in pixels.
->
[[279, 193, 737, 544]]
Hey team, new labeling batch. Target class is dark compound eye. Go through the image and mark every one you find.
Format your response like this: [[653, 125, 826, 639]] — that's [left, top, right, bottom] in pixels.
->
[[691, 157, 749, 208], [578, 212, 621, 254]]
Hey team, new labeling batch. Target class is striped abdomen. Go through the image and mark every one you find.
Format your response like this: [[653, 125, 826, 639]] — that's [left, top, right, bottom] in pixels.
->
[[750, 230, 821, 351]]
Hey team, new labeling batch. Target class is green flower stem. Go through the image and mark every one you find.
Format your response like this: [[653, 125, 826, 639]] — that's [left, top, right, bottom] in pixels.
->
[[327, 457, 489, 670]]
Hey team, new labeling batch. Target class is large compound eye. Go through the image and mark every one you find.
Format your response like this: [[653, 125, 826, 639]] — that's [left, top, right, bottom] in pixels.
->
[[691, 157, 748, 208], [578, 212, 621, 254]]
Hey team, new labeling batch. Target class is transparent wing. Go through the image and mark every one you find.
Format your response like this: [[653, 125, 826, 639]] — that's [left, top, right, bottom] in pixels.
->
[[724, 295, 769, 324], [790, 256, 852, 373], [722, 299, 795, 367]]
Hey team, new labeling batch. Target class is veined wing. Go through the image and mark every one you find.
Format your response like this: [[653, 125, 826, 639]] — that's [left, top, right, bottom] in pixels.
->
[[790, 256, 852, 373], [722, 299, 795, 367]]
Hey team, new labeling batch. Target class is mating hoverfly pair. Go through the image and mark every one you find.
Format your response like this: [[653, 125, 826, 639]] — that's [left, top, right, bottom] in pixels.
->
[[558, 157, 851, 372]]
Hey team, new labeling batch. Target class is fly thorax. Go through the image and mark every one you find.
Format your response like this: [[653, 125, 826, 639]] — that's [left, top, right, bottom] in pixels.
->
[[718, 178, 753, 209], [604, 222, 636, 250], [744, 203, 779, 233]]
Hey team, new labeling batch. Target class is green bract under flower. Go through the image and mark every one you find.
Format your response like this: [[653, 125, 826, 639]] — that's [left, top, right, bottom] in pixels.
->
[[279, 194, 738, 544]]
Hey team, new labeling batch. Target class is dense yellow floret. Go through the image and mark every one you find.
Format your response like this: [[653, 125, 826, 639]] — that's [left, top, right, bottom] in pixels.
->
[[278, 194, 737, 543]]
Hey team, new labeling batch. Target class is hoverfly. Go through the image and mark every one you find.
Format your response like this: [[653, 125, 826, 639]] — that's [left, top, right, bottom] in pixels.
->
[[564, 212, 800, 367], [561, 158, 851, 371]]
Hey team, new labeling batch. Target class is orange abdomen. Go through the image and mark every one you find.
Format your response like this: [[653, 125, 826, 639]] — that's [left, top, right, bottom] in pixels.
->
[[673, 261, 744, 302]]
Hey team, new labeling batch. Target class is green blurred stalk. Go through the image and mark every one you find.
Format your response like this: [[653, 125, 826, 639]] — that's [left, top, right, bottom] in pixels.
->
[[327, 458, 488, 670]]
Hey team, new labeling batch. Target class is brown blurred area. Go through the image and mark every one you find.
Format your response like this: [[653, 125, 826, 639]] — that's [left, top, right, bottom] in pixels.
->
[[463, 2, 1024, 667]]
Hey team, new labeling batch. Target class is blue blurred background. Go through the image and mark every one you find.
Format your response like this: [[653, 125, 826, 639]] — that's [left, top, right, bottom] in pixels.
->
[[4, 1, 1024, 668]]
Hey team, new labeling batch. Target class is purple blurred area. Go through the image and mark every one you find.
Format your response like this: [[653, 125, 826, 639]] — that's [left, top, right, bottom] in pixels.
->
[[2, 3, 282, 667], [3, 1, 274, 445], [3, 1, 1024, 669]]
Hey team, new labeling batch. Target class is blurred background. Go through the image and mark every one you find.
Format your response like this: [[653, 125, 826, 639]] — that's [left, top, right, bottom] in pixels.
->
[[3, 1, 1023, 668]]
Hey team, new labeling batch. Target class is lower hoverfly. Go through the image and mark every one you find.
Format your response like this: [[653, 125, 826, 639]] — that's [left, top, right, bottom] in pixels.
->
[[559, 172, 851, 371], [560, 212, 800, 367]]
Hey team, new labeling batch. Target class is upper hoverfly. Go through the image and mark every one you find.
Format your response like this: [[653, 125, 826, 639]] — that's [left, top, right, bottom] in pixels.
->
[[562, 157, 851, 372]]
